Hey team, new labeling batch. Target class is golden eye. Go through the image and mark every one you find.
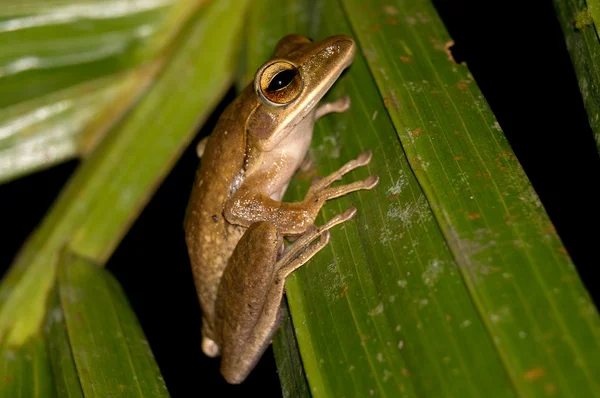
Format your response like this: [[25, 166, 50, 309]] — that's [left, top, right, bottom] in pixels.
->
[[267, 69, 297, 91], [257, 61, 303, 105]]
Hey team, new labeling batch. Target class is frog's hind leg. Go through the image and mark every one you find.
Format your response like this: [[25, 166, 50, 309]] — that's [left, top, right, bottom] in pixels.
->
[[217, 208, 356, 384], [275, 207, 356, 280]]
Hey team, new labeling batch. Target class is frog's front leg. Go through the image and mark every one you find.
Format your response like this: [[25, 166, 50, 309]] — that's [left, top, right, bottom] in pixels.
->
[[224, 151, 378, 234], [296, 97, 350, 171], [215, 208, 356, 384], [315, 96, 350, 119]]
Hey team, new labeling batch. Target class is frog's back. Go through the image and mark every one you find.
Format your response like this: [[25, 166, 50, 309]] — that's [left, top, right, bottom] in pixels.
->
[[184, 88, 255, 331]]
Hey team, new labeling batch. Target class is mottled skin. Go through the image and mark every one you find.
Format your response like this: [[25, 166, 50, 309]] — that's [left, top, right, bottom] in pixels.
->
[[184, 34, 378, 383]]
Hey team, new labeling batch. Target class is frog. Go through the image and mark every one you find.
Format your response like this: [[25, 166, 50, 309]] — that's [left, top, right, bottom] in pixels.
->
[[184, 34, 379, 384]]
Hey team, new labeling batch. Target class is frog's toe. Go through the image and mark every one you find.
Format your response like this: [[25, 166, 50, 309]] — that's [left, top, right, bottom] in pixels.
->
[[364, 174, 380, 189], [202, 337, 220, 357], [356, 150, 373, 165]]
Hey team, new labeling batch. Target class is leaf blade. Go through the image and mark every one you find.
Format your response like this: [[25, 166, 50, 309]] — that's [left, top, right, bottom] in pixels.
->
[[57, 252, 168, 397], [342, 0, 600, 395], [45, 284, 83, 398], [0, 0, 249, 351], [244, 0, 600, 397], [0, 337, 55, 398], [553, 0, 600, 151], [0, 64, 159, 184], [244, 1, 515, 397]]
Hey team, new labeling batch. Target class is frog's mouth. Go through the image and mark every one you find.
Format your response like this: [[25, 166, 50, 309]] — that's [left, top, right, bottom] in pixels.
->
[[249, 35, 356, 152]]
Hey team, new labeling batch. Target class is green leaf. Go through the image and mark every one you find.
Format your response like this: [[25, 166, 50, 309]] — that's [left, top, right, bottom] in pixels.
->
[[45, 282, 83, 398], [343, 0, 600, 395], [244, 1, 600, 397], [0, 0, 210, 182], [0, 0, 249, 349], [584, 0, 600, 32], [272, 301, 311, 398], [554, 0, 600, 151], [0, 0, 205, 108], [0, 337, 55, 398], [0, 64, 158, 184], [55, 253, 168, 397]]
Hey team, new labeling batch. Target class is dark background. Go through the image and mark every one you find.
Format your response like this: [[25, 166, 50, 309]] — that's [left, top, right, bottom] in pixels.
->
[[2, 1, 599, 397]]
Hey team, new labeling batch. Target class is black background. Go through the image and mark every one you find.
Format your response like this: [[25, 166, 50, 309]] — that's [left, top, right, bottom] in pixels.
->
[[2, 1, 599, 397]]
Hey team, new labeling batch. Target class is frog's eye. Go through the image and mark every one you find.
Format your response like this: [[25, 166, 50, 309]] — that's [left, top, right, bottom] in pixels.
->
[[267, 69, 297, 91], [256, 61, 303, 105]]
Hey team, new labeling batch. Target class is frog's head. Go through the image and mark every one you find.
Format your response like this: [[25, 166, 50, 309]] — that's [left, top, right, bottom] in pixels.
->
[[247, 34, 356, 151]]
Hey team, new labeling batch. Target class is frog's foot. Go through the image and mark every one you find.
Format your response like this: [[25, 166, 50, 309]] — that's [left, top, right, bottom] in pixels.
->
[[276, 206, 356, 280], [308, 150, 374, 194], [201, 337, 220, 357], [305, 151, 379, 208], [217, 208, 356, 384], [315, 96, 351, 119]]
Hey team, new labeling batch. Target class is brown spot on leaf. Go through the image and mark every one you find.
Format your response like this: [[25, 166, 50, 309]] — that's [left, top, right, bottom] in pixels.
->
[[475, 170, 492, 179], [383, 95, 402, 110], [453, 155, 463, 161], [544, 222, 558, 235], [340, 285, 349, 297], [388, 193, 400, 201], [410, 156, 427, 172], [370, 24, 381, 33], [504, 213, 520, 226], [411, 128, 423, 137], [456, 80, 470, 90], [444, 40, 457, 63], [430, 37, 445, 51], [467, 212, 481, 220], [401, 368, 410, 376], [496, 151, 517, 161], [545, 383, 557, 395], [400, 55, 413, 63], [383, 5, 399, 15], [387, 18, 398, 25], [557, 246, 568, 256], [524, 367, 546, 381]]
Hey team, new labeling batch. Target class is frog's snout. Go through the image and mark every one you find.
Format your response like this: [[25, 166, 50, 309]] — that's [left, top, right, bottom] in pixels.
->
[[323, 34, 356, 68]]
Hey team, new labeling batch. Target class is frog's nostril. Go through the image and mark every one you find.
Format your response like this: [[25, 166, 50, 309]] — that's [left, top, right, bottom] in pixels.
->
[[328, 35, 356, 62]]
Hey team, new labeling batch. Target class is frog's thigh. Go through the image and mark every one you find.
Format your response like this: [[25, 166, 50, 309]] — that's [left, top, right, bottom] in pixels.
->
[[218, 208, 356, 384], [217, 221, 284, 384]]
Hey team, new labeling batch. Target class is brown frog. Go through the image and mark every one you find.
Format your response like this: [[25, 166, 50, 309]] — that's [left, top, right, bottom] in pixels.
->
[[184, 34, 378, 384]]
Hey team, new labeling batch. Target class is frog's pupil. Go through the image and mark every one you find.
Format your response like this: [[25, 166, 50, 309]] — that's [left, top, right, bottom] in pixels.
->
[[267, 69, 297, 92]]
